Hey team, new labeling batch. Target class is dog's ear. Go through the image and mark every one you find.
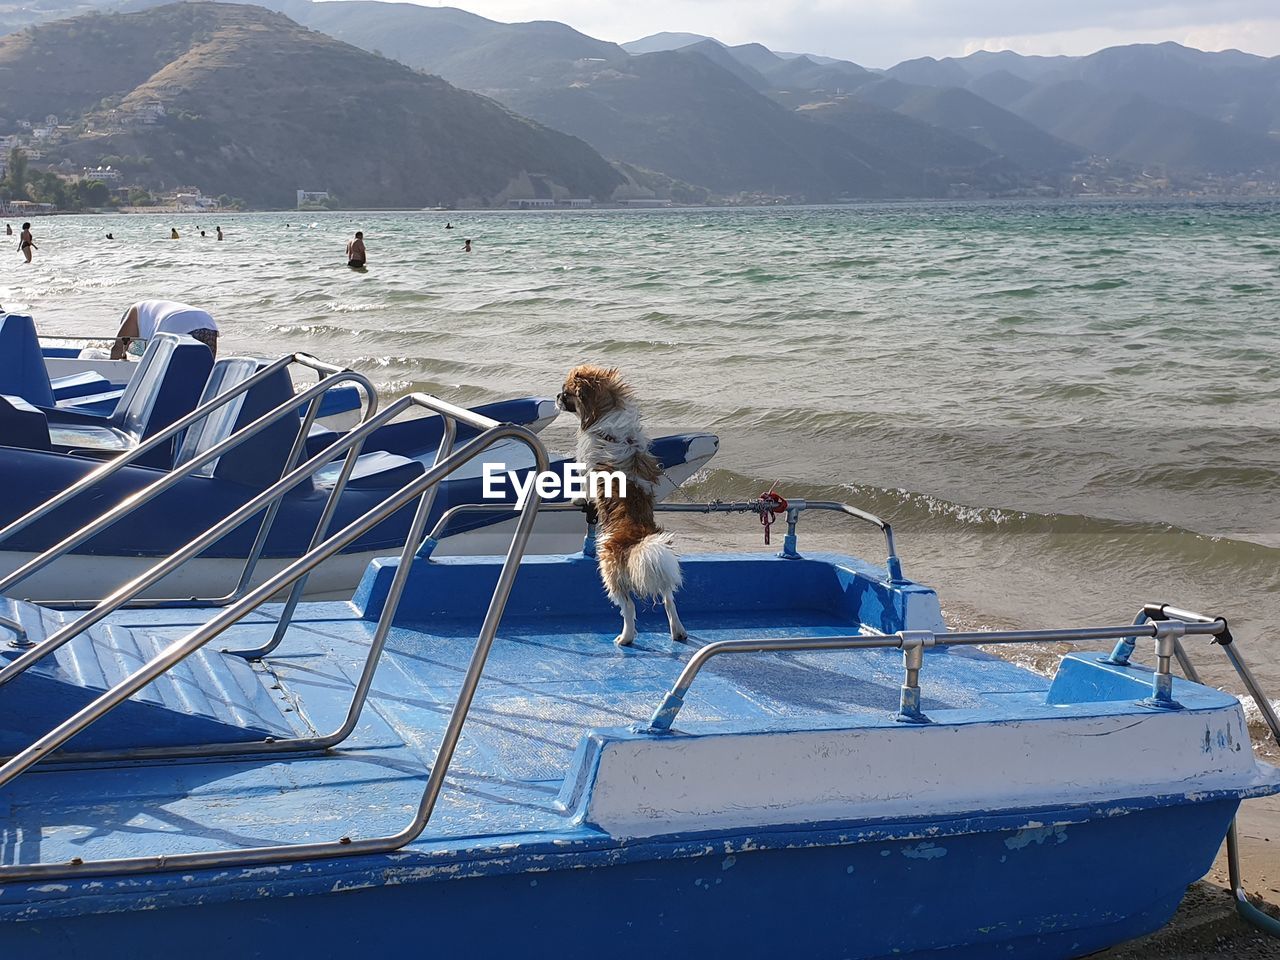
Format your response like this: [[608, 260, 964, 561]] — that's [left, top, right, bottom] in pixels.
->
[[564, 365, 631, 428]]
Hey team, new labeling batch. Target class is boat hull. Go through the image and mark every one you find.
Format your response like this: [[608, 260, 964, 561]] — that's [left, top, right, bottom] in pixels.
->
[[3, 797, 1239, 960]]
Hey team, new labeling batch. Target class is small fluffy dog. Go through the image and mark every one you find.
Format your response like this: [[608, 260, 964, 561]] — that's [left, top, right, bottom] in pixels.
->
[[557, 365, 687, 647]]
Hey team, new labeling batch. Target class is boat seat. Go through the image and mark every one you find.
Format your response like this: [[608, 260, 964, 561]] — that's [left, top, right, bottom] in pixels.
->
[[54, 388, 125, 417], [0, 313, 56, 408], [48, 369, 115, 401], [318, 451, 425, 489], [174, 358, 317, 491], [40, 334, 215, 467], [40, 345, 82, 359], [0, 394, 52, 451]]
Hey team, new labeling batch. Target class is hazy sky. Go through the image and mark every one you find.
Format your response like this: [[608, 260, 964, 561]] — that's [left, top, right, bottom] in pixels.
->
[[418, 1, 1280, 67]]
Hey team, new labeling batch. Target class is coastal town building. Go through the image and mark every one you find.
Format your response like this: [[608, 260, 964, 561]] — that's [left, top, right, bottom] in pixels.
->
[[296, 189, 330, 208], [169, 187, 219, 211], [80, 165, 122, 183]]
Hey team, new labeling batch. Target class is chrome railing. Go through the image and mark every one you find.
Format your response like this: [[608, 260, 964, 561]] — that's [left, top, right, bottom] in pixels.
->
[[0, 390, 450, 690], [0, 401, 549, 882], [1112, 604, 1280, 938], [0, 353, 378, 608], [412, 495, 904, 581], [638, 600, 1280, 941], [642, 618, 1229, 731]]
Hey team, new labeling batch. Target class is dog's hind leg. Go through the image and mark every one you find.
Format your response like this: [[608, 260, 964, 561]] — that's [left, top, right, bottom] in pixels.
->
[[663, 592, 688, 642], [615, 595, 637, 647]]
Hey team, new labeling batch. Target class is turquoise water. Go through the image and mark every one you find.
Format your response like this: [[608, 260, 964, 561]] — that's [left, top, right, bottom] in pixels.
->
[[2, 199, 1278, 688]]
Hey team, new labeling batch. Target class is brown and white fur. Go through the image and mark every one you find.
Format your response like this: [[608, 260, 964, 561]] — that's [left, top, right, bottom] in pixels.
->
[[557, 365, 687, 647]]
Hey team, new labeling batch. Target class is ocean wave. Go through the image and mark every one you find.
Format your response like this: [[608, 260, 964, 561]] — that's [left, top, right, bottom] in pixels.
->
[[675, 467, 1280, 568]]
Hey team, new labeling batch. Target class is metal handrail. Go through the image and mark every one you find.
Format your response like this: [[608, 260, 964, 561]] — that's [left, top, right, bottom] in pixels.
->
[[414, 496, 904, 581], [0, 391, 474, 688], [0, 353, 378, 606], [644, 618, 1229, 732], [1124, 604, 1280, 939], [0, 413, 549, 882]]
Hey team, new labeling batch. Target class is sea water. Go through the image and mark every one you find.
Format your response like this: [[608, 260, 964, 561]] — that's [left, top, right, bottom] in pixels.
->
[[2, 199, 1277, 695]]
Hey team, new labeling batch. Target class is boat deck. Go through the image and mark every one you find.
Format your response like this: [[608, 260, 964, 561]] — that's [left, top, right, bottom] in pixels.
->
[[2, 553, 1047, 867]]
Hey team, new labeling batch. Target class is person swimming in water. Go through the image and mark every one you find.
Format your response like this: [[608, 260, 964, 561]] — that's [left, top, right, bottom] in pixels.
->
[[216, 226, 223, 241], [19, 223, 35, 263], [463, 238, 472, 253], [445, 222, 454, 229], [170, 227, 180, 240], [200, 230, 207, 238], [4, 223, 11, 236], [106, 233, 114, 240], [346, 230, 366, 268]]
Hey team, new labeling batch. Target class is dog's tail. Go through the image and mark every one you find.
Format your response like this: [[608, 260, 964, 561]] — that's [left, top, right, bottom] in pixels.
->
[[626, 531, 682, 598]]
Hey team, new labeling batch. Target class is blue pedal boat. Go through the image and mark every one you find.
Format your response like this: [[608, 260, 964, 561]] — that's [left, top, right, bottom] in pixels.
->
[[0, 347, 717, 601], [0, 402, 1275, 960]]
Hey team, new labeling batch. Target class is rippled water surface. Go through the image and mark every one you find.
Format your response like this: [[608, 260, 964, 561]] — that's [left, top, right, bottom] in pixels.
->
[[2, 200, 1278, 689]]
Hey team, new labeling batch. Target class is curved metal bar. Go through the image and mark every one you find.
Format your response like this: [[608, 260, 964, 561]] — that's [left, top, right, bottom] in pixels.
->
[[790, 500, 902, 582], [0, 354, 372, 552], [1140, 605, 1280, 941], [0, 425, 550, 882], [0, 421, 544, 783], [645, 619, 1229, 733], [232, 416, 459, 660], [0, 391, 425, 688], [0, 364, 378, 597], [0, 370, 375, 601], [0, 353, 290, 549], [648, 634, 898, 731]]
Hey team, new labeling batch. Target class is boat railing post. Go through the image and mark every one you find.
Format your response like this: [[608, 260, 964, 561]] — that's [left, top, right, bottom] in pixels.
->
[[0, 391, 426, 687], [779, 503, 801, 559], [894, 630, 934, 723], [1, 613, 30, 649], [580, 498, 598, 558], [1141, 620, 1187, 709], [1104, 607, 1158, 666]]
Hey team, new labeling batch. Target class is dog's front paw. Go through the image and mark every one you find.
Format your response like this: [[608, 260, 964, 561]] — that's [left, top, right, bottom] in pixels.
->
[[614, 633, 634, 647], [671, 627, 689, 643]]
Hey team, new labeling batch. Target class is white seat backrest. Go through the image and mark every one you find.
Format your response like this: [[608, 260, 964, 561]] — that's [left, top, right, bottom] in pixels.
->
[[172, 357, 262, 477]]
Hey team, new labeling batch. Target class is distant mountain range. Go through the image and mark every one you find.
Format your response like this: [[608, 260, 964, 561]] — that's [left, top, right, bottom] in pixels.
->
[[1, 0, 1278, 206], [0, 2, 622, 207]]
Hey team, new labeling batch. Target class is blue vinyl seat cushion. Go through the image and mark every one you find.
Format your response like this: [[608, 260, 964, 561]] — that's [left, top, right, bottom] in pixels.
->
[[0, 314, 56, 408], [0, 395, 52, 451]]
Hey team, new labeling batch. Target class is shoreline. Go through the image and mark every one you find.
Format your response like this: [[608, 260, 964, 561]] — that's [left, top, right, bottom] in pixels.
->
[[11, 193, 1280, 218]]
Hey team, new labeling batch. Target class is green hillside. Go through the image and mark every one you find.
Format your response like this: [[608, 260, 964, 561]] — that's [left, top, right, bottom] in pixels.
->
[[0, 2, 623, 207]]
